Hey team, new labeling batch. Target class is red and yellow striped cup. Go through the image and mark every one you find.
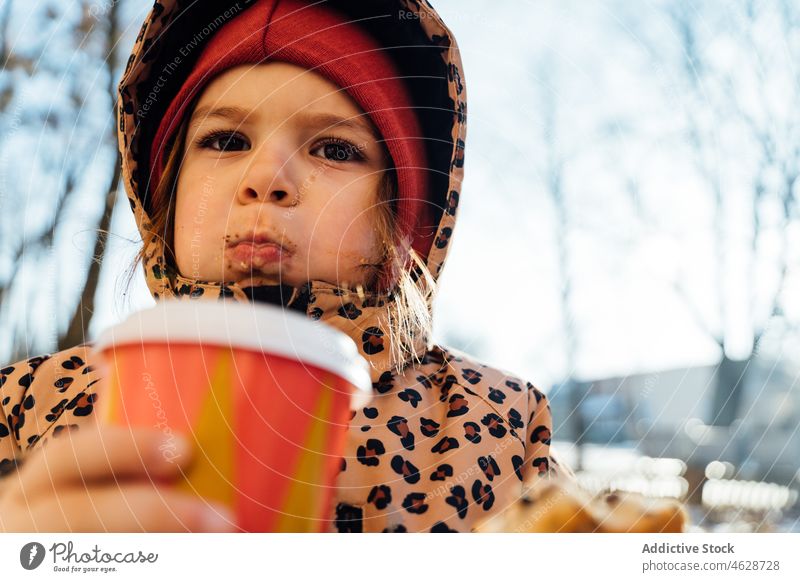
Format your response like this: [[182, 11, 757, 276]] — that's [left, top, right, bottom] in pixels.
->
[[91, 299, 371, 532]]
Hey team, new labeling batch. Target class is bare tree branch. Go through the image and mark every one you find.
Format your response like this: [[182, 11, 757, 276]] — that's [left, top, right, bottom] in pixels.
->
[[60, 0, 122, 350]]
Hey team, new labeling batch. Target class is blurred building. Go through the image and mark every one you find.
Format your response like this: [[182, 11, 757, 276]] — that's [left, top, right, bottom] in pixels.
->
[[549, 357, 800, 486]]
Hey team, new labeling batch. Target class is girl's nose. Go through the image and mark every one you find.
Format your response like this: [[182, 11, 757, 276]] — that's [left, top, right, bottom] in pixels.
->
[[236, 144, 298, 207]]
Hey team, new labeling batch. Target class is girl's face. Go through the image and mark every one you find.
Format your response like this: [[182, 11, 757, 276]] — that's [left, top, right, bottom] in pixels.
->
[[173, 62, 389, 289]]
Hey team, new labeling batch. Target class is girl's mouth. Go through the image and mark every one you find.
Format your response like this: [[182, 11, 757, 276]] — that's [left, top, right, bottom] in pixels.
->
[[227, 242, 289, 269]]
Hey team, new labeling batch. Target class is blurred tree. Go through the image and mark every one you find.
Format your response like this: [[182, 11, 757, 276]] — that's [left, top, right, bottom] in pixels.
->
[[0, 0, 124, 361], [535, 56, 587, 468], [60, 0, 123, 352], [645, 0, 799, 425]]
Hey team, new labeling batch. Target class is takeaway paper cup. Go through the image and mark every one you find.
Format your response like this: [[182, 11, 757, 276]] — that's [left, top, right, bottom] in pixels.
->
[[91, 299, 371, 532]]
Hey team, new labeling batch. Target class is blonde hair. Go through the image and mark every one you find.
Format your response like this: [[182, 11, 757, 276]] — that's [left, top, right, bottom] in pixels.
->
[[127, 107, 436, 374]]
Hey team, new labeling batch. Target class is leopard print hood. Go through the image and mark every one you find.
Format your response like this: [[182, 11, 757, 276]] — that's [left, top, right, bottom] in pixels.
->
[[117, 0, 466, 383]]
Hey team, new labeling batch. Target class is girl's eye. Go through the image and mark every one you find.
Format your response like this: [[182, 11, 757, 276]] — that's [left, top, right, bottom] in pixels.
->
[[197, 130, 250, 152], [311, 138, 365, 163]]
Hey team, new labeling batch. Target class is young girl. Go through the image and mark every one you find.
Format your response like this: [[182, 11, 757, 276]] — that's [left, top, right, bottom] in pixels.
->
[[0, 0, 572, 533]]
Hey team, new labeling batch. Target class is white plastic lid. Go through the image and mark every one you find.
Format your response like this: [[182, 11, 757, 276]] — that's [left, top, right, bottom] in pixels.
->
[[92, 299, 373, 409]]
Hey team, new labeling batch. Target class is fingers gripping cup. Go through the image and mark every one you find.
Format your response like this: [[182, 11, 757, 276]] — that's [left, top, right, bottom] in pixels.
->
[[91, 299, 372, 532]]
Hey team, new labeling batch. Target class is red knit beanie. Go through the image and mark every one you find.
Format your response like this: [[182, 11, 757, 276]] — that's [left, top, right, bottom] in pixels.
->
[[149, 0, 432, 286]]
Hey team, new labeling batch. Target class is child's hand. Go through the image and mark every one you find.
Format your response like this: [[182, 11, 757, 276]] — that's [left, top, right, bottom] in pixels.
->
[[0, 424, 236, 532]]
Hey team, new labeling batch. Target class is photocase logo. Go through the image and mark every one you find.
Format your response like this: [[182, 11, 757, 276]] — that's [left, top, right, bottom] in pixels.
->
[[19, 542, 46, 570]]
